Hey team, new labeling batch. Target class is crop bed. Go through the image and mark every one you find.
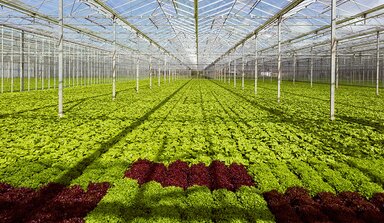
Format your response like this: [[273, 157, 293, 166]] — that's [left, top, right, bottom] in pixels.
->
[[1, 79, 384, 222], [124, 159, 254, 190], [0, 182, 109, 223], [264, 187, 384, 223]]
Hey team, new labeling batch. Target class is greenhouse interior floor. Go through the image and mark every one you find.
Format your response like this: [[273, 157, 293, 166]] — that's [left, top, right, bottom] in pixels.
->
[[1, 79, 384, 222]]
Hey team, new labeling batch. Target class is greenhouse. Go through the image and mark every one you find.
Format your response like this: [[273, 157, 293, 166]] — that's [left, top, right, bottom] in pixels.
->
[[0, 0, 384, 222]]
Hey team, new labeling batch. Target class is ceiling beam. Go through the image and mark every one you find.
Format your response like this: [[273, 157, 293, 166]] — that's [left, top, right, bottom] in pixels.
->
[[88, 0, 190, 69], [194, 0, 199, 69], [0, 0, 169, 63], [207, 0, 305, 69]]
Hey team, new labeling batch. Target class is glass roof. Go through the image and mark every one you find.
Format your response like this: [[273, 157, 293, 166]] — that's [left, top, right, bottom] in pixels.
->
[[0, 0, 383, 70]]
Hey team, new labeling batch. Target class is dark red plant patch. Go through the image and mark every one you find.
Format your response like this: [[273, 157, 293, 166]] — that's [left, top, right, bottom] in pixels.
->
[[147, 163, 167, 186], [264, 186, 384, 223], [0, 182, 109, 223], [164, 160, 189, 189], [285, 187, 330, 223], [263, 190, 303, 223], [124, 159, 154, 185], [209, 160, 234, 191], [124, 159, 255, 191], [315, 192, 363, 223], [188, 163, 211, 188], [338, 191, 384, 222], [371, 193, 384, 212], [229, 163, 255, 190]]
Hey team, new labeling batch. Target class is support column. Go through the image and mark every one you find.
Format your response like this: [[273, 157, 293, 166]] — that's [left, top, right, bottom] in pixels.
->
[[11, 30, 14, 93], [80, 48, 83, 86], [35, 39, 38, 90], [41, 40, 44, 90], [76, 45, 79, 86], [228, 60, 231, 84], [58, 0, 64, 117], [234, 57, 237, 88], [158, 60, 161, 87], [28, 35, 31, 91], [1, 26, 4, 93], [221, 68, 223, 82], [254, 35, 258, 95], [310, 48, 313, 87], [242, 45, 245, 90], [330, 0, 337, 121], [136, 56, 139, 93], [48, 41, 51, 89], [336, 54, 339, 89], [277, 16, 282, 103], [112, 18, 117, 100], [214, 64, 217, 80], [20, 31, 24, 91], [149, 56, 152, 89], [376, 31, 380, 96], [168, 67, 171, 83], [262, 57, 265, 82], [164, 55, 167, 84], [293, 53, 296, 84]]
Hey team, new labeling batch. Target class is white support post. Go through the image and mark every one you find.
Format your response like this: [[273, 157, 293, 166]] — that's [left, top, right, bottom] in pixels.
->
[[11, 30, 14, 93], [228, 60, 231, 84], [112, 18, 117, 100], [293, 53, 296, 84], [330, 0, 337, 121], [53, 40, 56, 89], [93, 49, 96, 85], [68, 44, 71, 88], [158, 60, 161, 87], [97, 50, 100, 84], [164, 55, 167, 84], [168, 68, 171, 83], [242, 45, 245, 90], [262, 57, 265, 82], [149, 56, 152, 89], [76, 45, 79, 86], [80, 48, 83, 86], [89, 48, 92, 85], [234, 57, 237, 88], [1, 25, 4, 93], [136, 56, 139, 93], [310, 47, 313, 87], [336, 54, 339, 89], [376, 31, 380, 96], [35, 39, 38, 90], [48, 40, 51, 89], [277, 16, 282, 104], [58, 0, 64, 117], [20, 31, 24, 92], [87, 49, 90, 86], [254, 35, 258, 95], [42, 40, 45, 90], [28, 35, 31, 91], [221, 68, 223, 82], [214, 64, 217, 80]]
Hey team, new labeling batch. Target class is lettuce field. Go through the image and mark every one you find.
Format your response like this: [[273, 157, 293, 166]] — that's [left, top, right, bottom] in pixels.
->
[[1, 79, 384, 222]]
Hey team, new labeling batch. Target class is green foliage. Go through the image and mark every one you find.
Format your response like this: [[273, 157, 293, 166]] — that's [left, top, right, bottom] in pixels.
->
[[329, 161, 383, 198], [288, 160, 335, 195], [1, 79, 384, 221], [236, 187, 275, 223], [185, 186, 214, 222], [308, 158, 355, 193], [248, 162, 280, 193]]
